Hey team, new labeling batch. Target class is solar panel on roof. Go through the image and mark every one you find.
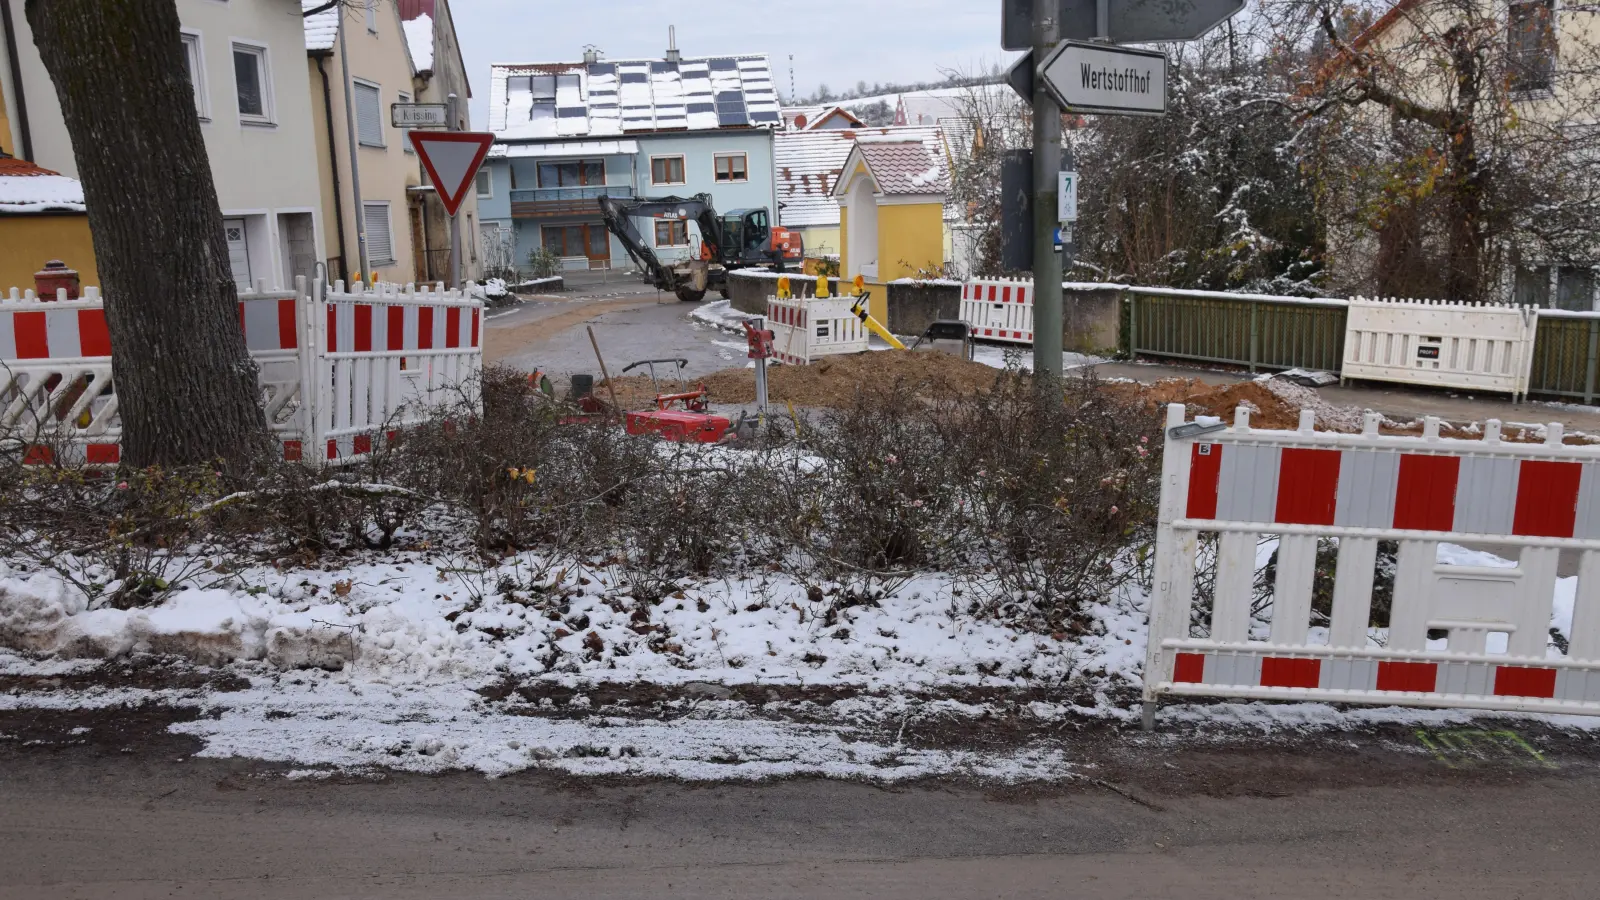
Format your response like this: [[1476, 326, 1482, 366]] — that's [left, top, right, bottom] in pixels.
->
[[687, 102, 715, 114], [588, 63, 616, 77], [620, 72, 648, 84], [650, 61, 679, 73], [558, 107, 587, 118], [750, 110, 781, 123], [707, 59, 737, 70], [718, 110, 749, 127]]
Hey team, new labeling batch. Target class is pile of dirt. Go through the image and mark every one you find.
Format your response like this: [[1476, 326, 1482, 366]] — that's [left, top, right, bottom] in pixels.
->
[[601, 350, 1010, 408], [1129, 378, 1305, 430]]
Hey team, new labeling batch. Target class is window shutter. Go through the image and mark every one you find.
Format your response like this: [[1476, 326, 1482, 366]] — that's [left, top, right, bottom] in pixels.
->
[[364, 203, 393, 262], [355, 82, 383, 146]]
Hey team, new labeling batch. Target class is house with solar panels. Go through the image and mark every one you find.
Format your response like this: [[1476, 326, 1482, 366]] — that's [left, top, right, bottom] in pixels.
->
[[479, 38, 782, 276]]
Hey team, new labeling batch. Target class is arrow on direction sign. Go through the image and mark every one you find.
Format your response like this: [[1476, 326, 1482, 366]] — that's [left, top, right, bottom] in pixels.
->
[[1002, 0, 1246, 49], [410, 131, 495, 217], [1038, 41, 1168, 116]]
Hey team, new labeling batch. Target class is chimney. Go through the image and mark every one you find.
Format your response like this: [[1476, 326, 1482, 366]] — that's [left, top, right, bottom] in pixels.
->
[[582, 45, 601, 64], [665, 25, 680, 63], [34, 259, 80, 301]]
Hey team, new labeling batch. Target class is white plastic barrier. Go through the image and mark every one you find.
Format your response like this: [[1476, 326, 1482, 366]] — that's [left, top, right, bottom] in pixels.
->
[[1343, 297, 1537, 400], [0, 277, 482, 464], [1145, 402, 1600, 722], [958, 278, 1034, 344], [766, 295, 869, 365]]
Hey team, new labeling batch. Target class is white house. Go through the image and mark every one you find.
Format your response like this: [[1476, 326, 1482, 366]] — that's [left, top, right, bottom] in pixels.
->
[[0, 0, 326, 291]]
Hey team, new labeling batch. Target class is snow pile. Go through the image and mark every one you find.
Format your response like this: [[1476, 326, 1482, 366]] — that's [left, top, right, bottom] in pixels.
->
[[401, 14, 434, 72], [0, 555, 1149, 693], [689, 298, 761, 334]]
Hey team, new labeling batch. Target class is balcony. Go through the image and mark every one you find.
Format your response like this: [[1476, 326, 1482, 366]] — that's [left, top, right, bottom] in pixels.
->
[[510, 184, 633, 218]]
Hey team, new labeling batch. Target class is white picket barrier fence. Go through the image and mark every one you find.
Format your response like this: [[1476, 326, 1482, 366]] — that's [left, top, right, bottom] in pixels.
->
[[0, 277, 482, 464], [1144, 402, 1600, 724], [766, 295, 869, 365], [1343, 297, 1538, 400], [958, 278, 1035, 344]]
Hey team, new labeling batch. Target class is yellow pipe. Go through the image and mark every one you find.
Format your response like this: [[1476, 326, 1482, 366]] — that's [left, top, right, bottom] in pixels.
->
[[850, 292, 906, 351]]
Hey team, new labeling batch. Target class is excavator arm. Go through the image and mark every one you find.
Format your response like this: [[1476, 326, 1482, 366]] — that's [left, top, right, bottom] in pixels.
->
[[597, 194, 722, 291]]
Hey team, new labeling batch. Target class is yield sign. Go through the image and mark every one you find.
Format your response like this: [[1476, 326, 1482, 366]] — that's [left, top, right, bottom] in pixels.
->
[[410, 131, 494, 217]]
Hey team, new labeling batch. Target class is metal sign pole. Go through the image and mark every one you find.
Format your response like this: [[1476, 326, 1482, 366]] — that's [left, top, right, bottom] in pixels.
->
[[1031, 5, 1064, 377], [446, 93, 462, 289], [337, 11, 369, 282]]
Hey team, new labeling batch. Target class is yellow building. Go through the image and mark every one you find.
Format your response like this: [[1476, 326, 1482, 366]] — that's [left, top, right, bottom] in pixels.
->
[[832, 137, 948, 322], [0, 154, 97, 291]]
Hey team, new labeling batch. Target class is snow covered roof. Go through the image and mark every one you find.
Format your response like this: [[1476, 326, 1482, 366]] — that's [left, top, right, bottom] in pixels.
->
[[488, 54, 781, 140], [895, 85, 1012, 125], [781, 105, 864, 131], [775, 126, 942, 227], [0, 157, 86, 213], [487, 139, 639, 159], [836, 137, 950, 198], [302, 0, 338, 52], [402, 13, 433, 72]]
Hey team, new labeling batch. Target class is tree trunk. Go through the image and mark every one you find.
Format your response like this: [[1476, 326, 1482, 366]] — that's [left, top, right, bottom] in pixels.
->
[[1443, 28, 1484, 302], [26, 0, 269, 468]]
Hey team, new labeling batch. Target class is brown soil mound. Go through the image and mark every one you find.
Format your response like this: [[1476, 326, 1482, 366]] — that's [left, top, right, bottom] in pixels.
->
[[1136, 378, 1303, 430], [601, 350, 1011, 408]]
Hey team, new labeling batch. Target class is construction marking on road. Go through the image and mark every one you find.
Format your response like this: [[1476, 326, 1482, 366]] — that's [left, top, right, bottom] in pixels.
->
[[1414, 728, 1558, 769]]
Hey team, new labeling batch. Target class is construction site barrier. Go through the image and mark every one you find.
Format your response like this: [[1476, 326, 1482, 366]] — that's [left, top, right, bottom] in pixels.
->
[[1146, 402, 1600, 721], [766, 294, 868, 365], [958, 278, 1035, 344], [1343, 297, 1538, 400], [0, 277, 482, 465]]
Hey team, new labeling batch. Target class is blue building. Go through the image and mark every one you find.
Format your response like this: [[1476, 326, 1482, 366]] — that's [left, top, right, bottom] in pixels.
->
[[481, 48, 780, 277]]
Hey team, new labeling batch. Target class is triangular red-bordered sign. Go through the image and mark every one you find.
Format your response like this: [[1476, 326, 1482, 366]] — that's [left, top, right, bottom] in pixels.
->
[[410, 131, 495, 217]]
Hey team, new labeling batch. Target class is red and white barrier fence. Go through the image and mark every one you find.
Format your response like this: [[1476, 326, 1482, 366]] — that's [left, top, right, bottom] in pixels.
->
[[766, 295, 868, 365], [0, 277, 482, 465], [958, 278, 1034, 344], [1146, 403, 1600, 723]]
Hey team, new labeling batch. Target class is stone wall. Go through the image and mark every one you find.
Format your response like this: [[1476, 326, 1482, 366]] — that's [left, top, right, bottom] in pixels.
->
[[884, 280, 963, 337], [725, 271, 841, 316]]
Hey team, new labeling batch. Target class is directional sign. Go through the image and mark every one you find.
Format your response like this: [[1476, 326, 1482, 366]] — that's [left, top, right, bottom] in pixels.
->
[[410, 131, 495, 217], [1058, 171, 1078, 221], [1039, 41, 1167, 116], [1002, 0, 1247, 49], [392, 102, 449, 128]]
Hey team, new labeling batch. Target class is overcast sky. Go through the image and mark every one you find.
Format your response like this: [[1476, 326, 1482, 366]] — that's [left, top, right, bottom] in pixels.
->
[[453, 0, 1021, 128]]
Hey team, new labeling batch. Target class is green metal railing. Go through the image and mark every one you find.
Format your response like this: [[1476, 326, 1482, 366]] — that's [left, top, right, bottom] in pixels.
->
[[1121, 288, 1348, 374], [1530, 313, 1600, 402]]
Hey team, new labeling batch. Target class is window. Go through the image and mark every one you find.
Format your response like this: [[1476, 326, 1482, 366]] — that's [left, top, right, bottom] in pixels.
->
[[714, 152, 748, 183], [231, 42, 273, 124], [536, 159, 604, 187], [354, 81, 383, 147], [365, 0, 378, 33], [363, 201, 394, 264], [542, 223, 607, 258], [651, 155, 686, 185], [476, 169, 492, 198], [181, 31, 209, 119], [397, 90, 413, 152], [1508, 0, 1556, 93], [655, 219, 689, 247]]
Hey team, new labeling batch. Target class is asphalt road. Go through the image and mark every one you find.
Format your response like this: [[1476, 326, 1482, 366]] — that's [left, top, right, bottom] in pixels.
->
[[5, 722, 1599, 900]]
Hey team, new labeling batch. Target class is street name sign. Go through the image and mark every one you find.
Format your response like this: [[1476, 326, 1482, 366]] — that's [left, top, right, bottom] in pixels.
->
[[391, 102, 449, 128], [410, 131, 495, 217], [1002, 0, 1247, 49], [1039, 41, 1167, 116]]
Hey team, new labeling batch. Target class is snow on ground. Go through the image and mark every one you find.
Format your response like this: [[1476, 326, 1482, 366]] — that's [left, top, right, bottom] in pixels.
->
[[0, 555, 1146, 690], [4, 531, 1596, 780]]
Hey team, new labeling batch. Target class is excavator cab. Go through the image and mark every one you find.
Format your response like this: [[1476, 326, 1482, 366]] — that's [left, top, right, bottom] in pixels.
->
[[720, 209, 767, 261]]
